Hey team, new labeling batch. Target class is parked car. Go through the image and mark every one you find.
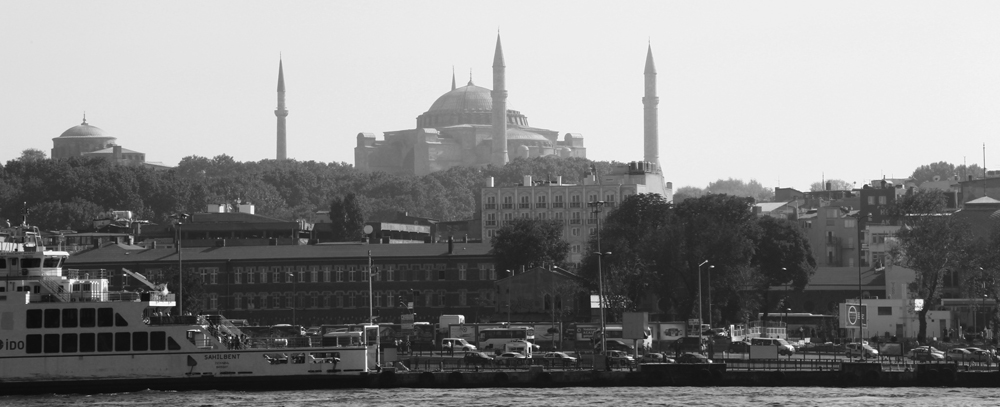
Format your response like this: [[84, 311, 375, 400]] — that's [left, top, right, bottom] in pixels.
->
[[463, 351, 495, 365], [846, 343, 879, 358], [604, 339, 635, 353], [728, 340, 752, 353], [638, 353, 674, 363], [750, 337, 796, 356], [908, 347, 945, 362], [606, 350, 635, 365], [945, 348, 974, 362], [542, 352, 578, 366], [676, 352, 712, 364]]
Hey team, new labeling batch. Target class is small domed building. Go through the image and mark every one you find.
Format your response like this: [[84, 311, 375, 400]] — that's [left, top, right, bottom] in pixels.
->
[[51, 116, 119, 160], [354, 35, 586, 176]]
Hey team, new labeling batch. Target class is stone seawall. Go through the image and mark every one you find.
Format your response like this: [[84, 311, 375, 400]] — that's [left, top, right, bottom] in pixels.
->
[[369, 362, 1000, 388]]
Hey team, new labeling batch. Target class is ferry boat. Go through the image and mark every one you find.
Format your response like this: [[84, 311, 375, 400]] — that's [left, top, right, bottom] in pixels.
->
[[0, 216, 380, 395]]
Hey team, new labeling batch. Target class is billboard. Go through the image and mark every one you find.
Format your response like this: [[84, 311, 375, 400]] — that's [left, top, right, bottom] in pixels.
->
[[839, 303, 868, 329]]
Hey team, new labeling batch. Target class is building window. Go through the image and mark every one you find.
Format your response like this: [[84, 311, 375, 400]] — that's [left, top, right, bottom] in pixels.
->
[[487, 229, 495, 238], [336, 266, 344, 282], [323, 266, 331, 283], [246, 267, 255, 284], [572, 245, 581, 253], [519, 196, 530, 209], [571, 195, 582, 208], [459, 290, 467, 307], [555, 212, 564, 221], [335, 292, 344, 308], [536, 195, 547, 209], [486, 213, 497, 226], [234, 267, 243, 284], [879, 196, 887, 205], [520, 212, 529, 219], [374, 292, 382, 308], [844, 219, 856, 228], [605, 194, 616, 208], [867, 196, 875, 205], [310, 266, 318, 283], [877, 306, 892, 316], [502, 195, 514, 209], [485, 195, 497, 210], [233, 293, 243, 310], [553, 195, 564, 208], [572, 228, 580, 237], [208, 293, 218, 311], [458, 264, 467, 281], [589, 227, 596, 235], [425, 265, 435, 281], [503, 212, 514, 225], [246, 293, 256, 310], [571, 212, 582, 224], [386, 266, 394, 282], [348, 266, 356, 282]]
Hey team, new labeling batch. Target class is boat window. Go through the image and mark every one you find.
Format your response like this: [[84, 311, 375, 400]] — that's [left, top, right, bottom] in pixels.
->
[[22, 258, 40, 268], [44, 309, 60, 328], [133, 332, 149, 351], [115, 313, 128, 327], [62, 309, 78, 328], [61, 333, 77, 353], [290, 353, 306, 364], [43, 257, 61, 268], [97, 332, 113, 352], [80, 308, 96, 327], [25, 334, 41, 353], [9, 258, 17, 267], [79, 333, 95, 352], [97, 308, 114, 327], [114, 332, 130, 352], [151, 331, 166, 351], [167, 336, 182, 350], [25, 309, 42, 329], [43, 334, 59, 353], [0, 259, 5, 269]]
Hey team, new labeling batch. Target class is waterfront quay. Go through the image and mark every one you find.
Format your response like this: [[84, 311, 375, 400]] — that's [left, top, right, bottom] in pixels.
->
[[375, 354, 1000, 388]]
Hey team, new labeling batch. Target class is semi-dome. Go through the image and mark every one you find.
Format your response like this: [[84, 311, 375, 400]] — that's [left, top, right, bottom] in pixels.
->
[[58, 119, 112, 138]]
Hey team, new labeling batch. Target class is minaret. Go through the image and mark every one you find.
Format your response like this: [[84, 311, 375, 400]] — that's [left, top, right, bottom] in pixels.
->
[[275, 58, 288, 160], [451, 66, 457, 91], [643, 44, 659, 170], [491, 34, 509, 166]]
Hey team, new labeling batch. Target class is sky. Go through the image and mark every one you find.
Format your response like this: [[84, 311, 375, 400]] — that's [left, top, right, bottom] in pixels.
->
[[3, 1, 1000, 192]]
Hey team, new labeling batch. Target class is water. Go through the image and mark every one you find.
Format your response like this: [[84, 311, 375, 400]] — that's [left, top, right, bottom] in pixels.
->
[[2, 387, 998, 407]]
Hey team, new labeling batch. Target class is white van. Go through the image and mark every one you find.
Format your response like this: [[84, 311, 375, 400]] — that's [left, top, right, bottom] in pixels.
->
[[503, 341, 533, 358], [441, 337, 477, 352]]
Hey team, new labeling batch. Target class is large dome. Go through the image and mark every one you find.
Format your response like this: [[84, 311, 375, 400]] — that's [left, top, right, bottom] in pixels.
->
[[58, 119, 112, 138], [426, 81, 513, 112], [417, 80, 528, 128]]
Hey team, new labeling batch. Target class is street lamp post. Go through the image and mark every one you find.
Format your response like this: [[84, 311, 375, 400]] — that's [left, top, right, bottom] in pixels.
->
[[173, 213, 189, 317], [697, 260, 710, 339], [506, 270, 512, 324], [590, 200, 610, 370], [287, 272, 297, 325], [706, 264, 715, 328]]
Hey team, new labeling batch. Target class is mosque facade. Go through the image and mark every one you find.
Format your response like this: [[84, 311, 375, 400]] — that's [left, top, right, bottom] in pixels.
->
[[51, 116, 169, 169], [354, 35, 587, 176]]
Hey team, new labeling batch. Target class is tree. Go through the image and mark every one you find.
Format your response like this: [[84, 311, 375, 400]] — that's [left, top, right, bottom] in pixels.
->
[[705, 178, 774, 201], [328, 193, 365, 242], [750, 216, 816, 321], [886, 189, 947, 220], [672, 186, 704, 204], [490, 218, 569, 275], [809, 179, 853, 192], [890, 215, 975, 341], [18, 148, 47, 162]]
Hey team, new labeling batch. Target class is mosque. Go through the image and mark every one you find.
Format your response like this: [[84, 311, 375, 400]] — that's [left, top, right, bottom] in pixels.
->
[[353, 35, 589, 176], [50, 116, 169, 169]]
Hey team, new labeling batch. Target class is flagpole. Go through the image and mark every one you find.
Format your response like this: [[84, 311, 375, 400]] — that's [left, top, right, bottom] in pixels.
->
[[368, 250, 373, 325]]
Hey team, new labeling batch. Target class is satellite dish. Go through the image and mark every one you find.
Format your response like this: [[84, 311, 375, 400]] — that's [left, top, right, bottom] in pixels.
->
[[363, 225, 374, 235]]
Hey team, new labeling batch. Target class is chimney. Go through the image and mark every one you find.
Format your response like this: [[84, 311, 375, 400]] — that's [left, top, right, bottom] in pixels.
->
[[523, 175, 532, 186], [825, 182, 831, 191], [113, 145, 122, 161], [447, 236, 454, 254], [463, 234, 468, 243], [556, 175, 562, 185], [487, 177, 495, 188], [151, 241, 157, 249]]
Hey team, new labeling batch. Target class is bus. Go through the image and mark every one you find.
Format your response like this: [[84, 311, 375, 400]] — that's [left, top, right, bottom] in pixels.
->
[[477, 326, 536, 351]]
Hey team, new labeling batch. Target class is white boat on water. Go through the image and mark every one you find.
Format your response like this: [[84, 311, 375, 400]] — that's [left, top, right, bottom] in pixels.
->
[[0, 217, 379, 395]]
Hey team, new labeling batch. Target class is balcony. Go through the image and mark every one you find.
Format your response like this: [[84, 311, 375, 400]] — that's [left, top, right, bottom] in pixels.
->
[[587, 218, 597, 224], [536, 203, 547, 209], [518, 203, 530, 209], [570, 202, 582, 208], [502, 203, 513, 209], [485, 220, 497, 226], [484, 203, 497, 210], [570, 219, 582, 225], [553, 202, 564, 208]]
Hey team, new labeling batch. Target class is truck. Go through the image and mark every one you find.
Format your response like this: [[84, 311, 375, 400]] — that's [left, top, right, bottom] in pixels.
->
[[438, 314, 465, 333]]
